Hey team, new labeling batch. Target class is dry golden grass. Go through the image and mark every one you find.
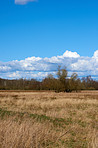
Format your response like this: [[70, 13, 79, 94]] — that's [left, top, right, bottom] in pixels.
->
[[0, 90, 98, 148]]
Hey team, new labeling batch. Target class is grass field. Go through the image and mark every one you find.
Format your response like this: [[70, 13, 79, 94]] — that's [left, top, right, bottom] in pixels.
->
[[0, 90, 98, 148]]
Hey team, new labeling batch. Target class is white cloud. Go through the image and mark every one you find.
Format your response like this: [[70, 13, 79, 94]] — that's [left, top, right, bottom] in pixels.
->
[[62, 50, 80, 58], [0, 66, 11, 72], [93, 50, 98, 63], [8, 71, 20, 79], [0, 50, 98, 79], [71, 58, 89, 70], [25, 56, 42, 61], [15, 0, 37, 5], [93, 50, 98, 58]]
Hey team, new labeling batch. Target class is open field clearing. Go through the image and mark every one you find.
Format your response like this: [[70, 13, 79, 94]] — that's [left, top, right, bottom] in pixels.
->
[[0, 90, 98, 148]]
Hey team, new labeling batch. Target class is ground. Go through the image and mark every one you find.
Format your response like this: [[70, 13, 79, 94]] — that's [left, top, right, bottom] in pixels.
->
[[0, 90, 98, 148]]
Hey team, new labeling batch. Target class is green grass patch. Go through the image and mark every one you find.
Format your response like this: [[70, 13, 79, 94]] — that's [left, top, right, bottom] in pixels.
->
[[0, 108, 73, 128]]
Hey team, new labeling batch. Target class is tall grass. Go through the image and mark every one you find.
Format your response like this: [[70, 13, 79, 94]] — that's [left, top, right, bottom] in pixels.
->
[[0, 91, 98, 148]]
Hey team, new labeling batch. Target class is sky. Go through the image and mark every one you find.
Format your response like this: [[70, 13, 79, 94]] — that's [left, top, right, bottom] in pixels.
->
[[0, 0, 98, 79]]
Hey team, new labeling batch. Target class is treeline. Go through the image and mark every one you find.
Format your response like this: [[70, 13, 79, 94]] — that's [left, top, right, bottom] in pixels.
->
[[0, 67, 98, 91]]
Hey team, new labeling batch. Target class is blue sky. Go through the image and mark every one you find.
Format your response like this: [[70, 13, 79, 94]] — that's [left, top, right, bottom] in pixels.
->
[[0, 0, 98, 79]]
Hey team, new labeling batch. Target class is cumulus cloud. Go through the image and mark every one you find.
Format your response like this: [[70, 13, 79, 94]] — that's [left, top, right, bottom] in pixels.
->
[[0, 50, 98, 79], [93, 50, 98, 62], [15, 0, 37, 5], [62, 50, 80, 58]]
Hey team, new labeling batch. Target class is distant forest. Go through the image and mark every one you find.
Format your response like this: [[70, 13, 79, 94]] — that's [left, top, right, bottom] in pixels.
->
[[0, 67, 98, 91]]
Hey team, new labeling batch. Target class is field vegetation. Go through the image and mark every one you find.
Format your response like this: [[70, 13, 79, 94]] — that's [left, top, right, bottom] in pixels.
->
[[0, 90, 98, 148]]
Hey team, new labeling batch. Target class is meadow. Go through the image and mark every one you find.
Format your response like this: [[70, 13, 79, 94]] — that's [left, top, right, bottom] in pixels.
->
[[0, 90, 98, 148]]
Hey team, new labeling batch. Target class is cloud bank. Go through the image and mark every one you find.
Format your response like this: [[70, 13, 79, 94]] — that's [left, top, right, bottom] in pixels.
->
[[0, 50, 98, 80], [15, 0, 37, 5]]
